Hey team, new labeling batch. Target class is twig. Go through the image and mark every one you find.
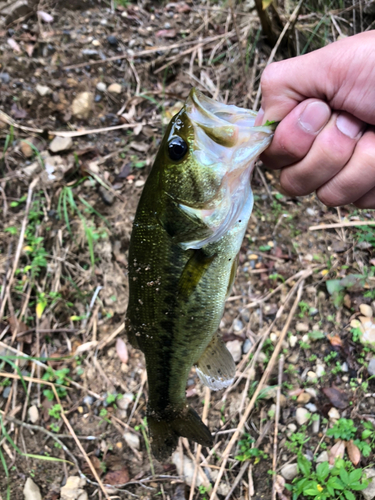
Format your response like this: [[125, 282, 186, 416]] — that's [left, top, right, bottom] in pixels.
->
[[97, 322, 125, 350], [127, 370, 147, 425], [309, 220, 375, 231], [0, 178, 38, 323], [271, 354, 284, 500], [209, 280, 304, 500], [189, 386, 211, 500]]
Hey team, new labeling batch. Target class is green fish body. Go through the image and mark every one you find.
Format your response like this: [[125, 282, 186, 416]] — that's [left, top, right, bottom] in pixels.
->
[[126, 89, 274, 460]]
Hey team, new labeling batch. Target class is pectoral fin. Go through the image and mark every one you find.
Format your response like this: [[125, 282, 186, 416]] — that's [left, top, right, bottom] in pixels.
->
[[178, 249, 215, 299], [195, 334, 236, 391], [227, 253, 239, 297]]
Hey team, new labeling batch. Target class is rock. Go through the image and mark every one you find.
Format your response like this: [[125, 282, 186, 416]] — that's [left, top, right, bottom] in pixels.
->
[[108, 83, 122, 94], [305, 388, 317, 399], [360, 304, 373, 318], [296, 322, 309, 333], [117, 393, 133, 410], [172, 451, 209, 488], [23, 478, 42, 500], [297, 392, 311, 405], [23, 161, 41, 177], [96, 82, 107, 92], [316, 451, 329, 463], [286, 423, 297, 437], [2, 386, 11, 398], [296, 408, 311, 426], [242, 338, 252, 354], [226, 340, 242, 362], [233, 318, 243, 332], [135, 179, 145, 188], [341, 362, 349, 372], [279, 394, 287, 407], [83, 395, 94, 405], [60, 476, 86, 500], [42, 154, 71, 184], [0, 73, 10, 84], [312, 415, 320, 434], [315, 364, 325, 377], [281, 463, 299, 481], [363, 469, 375, 500], [71, 92, 94, 120], [258, 352, 268, 364], [107, 35, 118, 46], [306, 371, 317, 383], [328, 407, 340, 421], [49, 136, 73, 153], [36, 84, 51, 96], [124, 431, 140, 450], [305, 403, 317, 412], [368, 358, 375, 376], [289, 335, 298, 348], [20, 139, 33, 158], [28, 405, 39, 423]]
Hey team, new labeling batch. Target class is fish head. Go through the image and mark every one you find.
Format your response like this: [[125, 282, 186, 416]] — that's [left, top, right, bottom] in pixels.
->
[[155, 88, 275, 248]]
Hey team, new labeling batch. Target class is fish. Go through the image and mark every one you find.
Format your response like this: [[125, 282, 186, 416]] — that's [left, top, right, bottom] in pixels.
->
[[125, 88, 275, 460]]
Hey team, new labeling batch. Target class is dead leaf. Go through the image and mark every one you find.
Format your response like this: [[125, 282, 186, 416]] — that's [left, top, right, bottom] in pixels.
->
[[346, 440, 361, 466], [8, 316, 28, 335], [11, 103, 27, 119], [274, 474, 290, 500], [156, 29, 177, 38], [82, 456, 103, 477], [103, 467, 129, 485], [116, 338, 128, 364], [25, 44, 34, 57], [7, 38, 21, 53], [329, 439, 345, 465], [322, 386, 350, 409], [328, 334, 343, 347]]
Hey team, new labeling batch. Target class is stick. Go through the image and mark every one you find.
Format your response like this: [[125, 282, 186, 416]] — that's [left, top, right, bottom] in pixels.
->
[[309, 220, 375, 231], [209, 281, 304, 500], [271, 354, 284, 500]]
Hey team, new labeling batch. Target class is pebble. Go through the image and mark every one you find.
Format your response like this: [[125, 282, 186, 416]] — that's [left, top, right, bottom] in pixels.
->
[[315, 364, 325, 377], [28, 405, 39, 423], [281, 463, 299, 481], [312, 415, 320, 434], [328, 407, 340, 421], [297, 392, 311, 405], [226, 340, 242, 363], [368, 358, 375, 376], [306, 371, 317, 383], [258, 352, 268, 363], [117, 393, 133, 410], [305, 388, 317, 399], [270, 333, 278, 343], [20, 139, 34, 158], [289, 335, 298, 348], [363, 469, 375, 500], [107, 35, 118, 46], [60, 476, 86, 500], [316, 450, 329, 463], [49, 136, 73, 153], [71, 92, 94, 120], [108, 83, 122, 94], [242, 338, 252, 354], [296, 407, 311, 426], [23, 478, 42, 500], [286, 423, 297, 436], [296, 322, 309, 332], [36, 84, 52, 96], [0, 73, 10, 84], [341, 362, 349, 372], [96, 82, 107, 92], [305, 403, 317, 412], [306, 207, 316, 216], [135, 179, 145, 188], [83, 395, 94, 405], [360, 304, 373, 317], [3, 386, 11, 398], [239, 308, 250, 323], [233, 318, 243, 332]]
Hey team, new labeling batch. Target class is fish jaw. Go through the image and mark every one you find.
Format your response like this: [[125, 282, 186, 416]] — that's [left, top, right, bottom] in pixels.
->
[[180, 88, 274, 249]]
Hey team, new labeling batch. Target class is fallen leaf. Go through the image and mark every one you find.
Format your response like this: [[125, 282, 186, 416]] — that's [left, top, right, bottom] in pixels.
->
[[156, 29, 177, 38], [274, 474, 290, 500], [103, 467, 129, 485], [11, 103, 27, 119], [82, 456, 103, 477], [346, 440, 361, 466], [25, 44, 34, 57], [116, 338, 128, 363], [322, 386, 350, 409], [7, 38, 21, 52], [329, 439, 345, 465], [8, 316, 28, 335], [328, 334, 343, 347]]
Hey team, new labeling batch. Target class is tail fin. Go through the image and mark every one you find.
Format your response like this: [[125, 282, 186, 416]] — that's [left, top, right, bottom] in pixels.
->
[[148, 406, 213, 461]]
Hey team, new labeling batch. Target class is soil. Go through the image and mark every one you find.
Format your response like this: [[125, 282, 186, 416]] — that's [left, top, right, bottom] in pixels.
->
[[0, 1, 375, 499]]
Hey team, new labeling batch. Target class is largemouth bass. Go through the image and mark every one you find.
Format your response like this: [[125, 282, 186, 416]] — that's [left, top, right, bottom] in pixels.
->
[[126, 89, 274, 460]]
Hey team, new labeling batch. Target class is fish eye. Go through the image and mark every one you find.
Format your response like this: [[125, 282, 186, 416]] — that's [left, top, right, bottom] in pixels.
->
[[168, 136, 188, 161]]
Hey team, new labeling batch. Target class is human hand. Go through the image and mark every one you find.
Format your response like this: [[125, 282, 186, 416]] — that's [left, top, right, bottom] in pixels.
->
[[255, 31, 375, 208]]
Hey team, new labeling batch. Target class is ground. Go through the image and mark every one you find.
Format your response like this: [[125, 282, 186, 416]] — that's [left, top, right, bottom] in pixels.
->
[[1, 1, 375, 499]]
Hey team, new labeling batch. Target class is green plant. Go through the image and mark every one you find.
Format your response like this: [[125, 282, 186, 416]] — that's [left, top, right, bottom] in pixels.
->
[[327, 419, 357, 441], [288, 455, 368, 500], [42, 367, 70, 400], [235, 433, 268, 463], [135, 418, 155, 476], [48, 404, 62, 420], [298, 301, 310, 318]]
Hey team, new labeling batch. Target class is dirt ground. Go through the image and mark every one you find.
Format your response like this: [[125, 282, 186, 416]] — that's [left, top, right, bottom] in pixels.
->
[[1, 1, 375, 499]]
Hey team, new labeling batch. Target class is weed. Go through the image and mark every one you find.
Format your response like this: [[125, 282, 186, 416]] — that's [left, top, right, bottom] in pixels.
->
[[135, 418, 155, 476], [48, 404, 62, 419], [235, 433, 268, 463]]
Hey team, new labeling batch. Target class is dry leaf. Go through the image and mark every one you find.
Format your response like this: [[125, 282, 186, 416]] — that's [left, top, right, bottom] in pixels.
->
[[7, 38, 21, 53], [346, 440, 361, 466], [328, 334, 343, 347], [274, 474, 290, 500], [156, 29, 177, 38], [8, 316, 28, 335], [329, 439, 345, 465], [25, 44, 34, 57], [116, 338, 128, 363], [103, 467, 129, 485], [322, 386, 349, 409]]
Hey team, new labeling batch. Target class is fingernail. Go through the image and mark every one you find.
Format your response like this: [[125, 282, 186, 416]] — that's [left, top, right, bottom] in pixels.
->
[[299, 101, 331, 134], [255, 107, 264, 126], [336, 112, 364, 139]]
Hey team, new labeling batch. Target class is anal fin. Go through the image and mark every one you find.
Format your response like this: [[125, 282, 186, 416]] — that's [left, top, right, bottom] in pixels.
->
[[195, 334, 236, 391]]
